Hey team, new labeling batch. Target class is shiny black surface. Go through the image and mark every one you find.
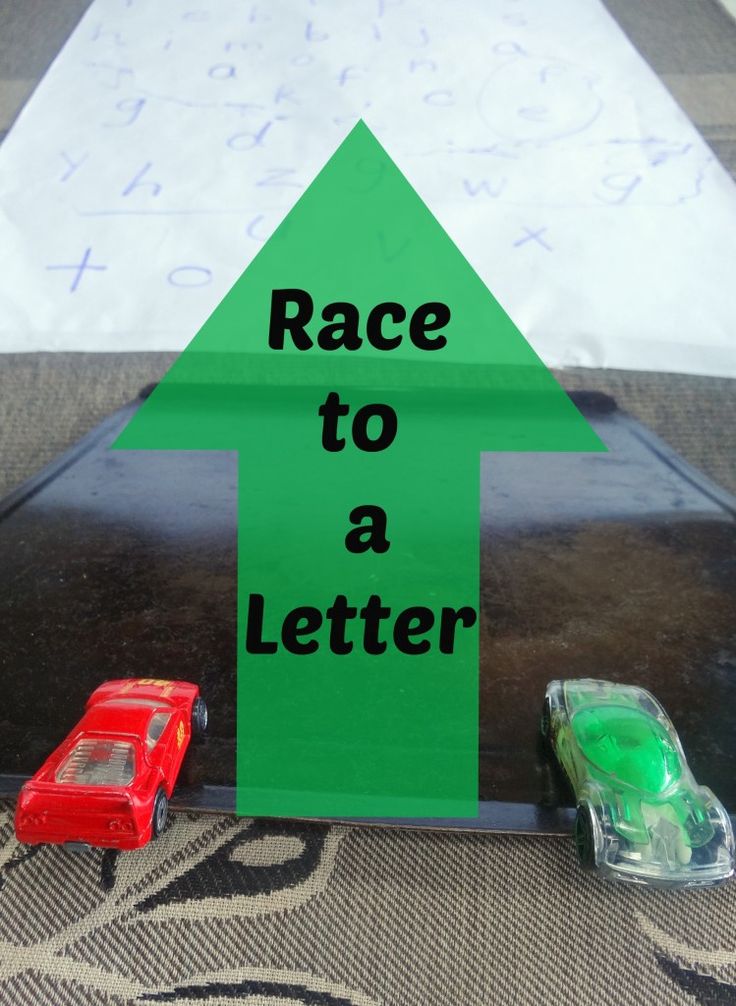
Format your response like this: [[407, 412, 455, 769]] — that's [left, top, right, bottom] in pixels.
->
[[1, 389, 734, 831]]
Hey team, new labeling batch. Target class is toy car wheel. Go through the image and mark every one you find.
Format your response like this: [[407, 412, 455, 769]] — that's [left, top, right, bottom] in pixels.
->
[[192, 697, 208, 737], [575, 803, 597, 869], [540, 696, 552, 739], [152, 789, 168, 838]]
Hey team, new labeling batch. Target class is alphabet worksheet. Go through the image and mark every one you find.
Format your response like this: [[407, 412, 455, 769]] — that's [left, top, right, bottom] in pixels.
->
[[1, 0, 735, 376]]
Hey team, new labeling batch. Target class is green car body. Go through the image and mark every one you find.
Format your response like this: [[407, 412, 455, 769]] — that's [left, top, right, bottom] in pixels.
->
[[543, 679, 734, 887]]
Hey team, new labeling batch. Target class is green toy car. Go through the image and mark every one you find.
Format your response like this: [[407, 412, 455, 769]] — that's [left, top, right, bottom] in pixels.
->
[[543, 679, 734, 887]]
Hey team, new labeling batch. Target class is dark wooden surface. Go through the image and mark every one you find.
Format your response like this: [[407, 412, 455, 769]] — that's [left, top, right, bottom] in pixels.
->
[[1, 390, 735, 831]]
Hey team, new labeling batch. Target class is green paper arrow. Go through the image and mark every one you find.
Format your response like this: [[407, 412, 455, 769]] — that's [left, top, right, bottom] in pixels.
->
[[113, 121, 605, 819]]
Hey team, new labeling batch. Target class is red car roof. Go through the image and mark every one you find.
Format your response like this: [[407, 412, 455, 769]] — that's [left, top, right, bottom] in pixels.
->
[[80, 701, 161, 739]]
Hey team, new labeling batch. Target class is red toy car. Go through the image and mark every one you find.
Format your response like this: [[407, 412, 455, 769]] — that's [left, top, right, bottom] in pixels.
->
[[15, 678, 207, 850]]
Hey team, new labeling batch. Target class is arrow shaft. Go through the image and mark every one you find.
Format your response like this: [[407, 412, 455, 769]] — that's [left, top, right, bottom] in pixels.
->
[[234, 414, 480, 819]]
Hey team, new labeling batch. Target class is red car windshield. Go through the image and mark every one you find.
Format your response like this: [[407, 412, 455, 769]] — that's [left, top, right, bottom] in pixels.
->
[[55, 738, 136, 787]]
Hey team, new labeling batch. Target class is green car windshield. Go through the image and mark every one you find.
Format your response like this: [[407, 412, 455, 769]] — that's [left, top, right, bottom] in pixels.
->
[[572, 705, 682, 794]]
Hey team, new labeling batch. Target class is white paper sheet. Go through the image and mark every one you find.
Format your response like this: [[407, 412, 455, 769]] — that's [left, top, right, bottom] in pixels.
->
[[1, 0, 735, 376]]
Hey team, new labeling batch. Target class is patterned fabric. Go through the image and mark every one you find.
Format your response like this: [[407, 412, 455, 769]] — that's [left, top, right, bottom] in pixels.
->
[[1, 359, 736, 1005], [3, 801, 736, 1005]]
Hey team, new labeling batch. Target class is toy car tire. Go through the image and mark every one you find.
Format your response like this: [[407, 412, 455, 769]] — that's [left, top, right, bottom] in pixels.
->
[[152, 789, 168, 838], [192, 697, 208, 737], [575, 803, 597, 869], [540, 696, 552, 739]]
